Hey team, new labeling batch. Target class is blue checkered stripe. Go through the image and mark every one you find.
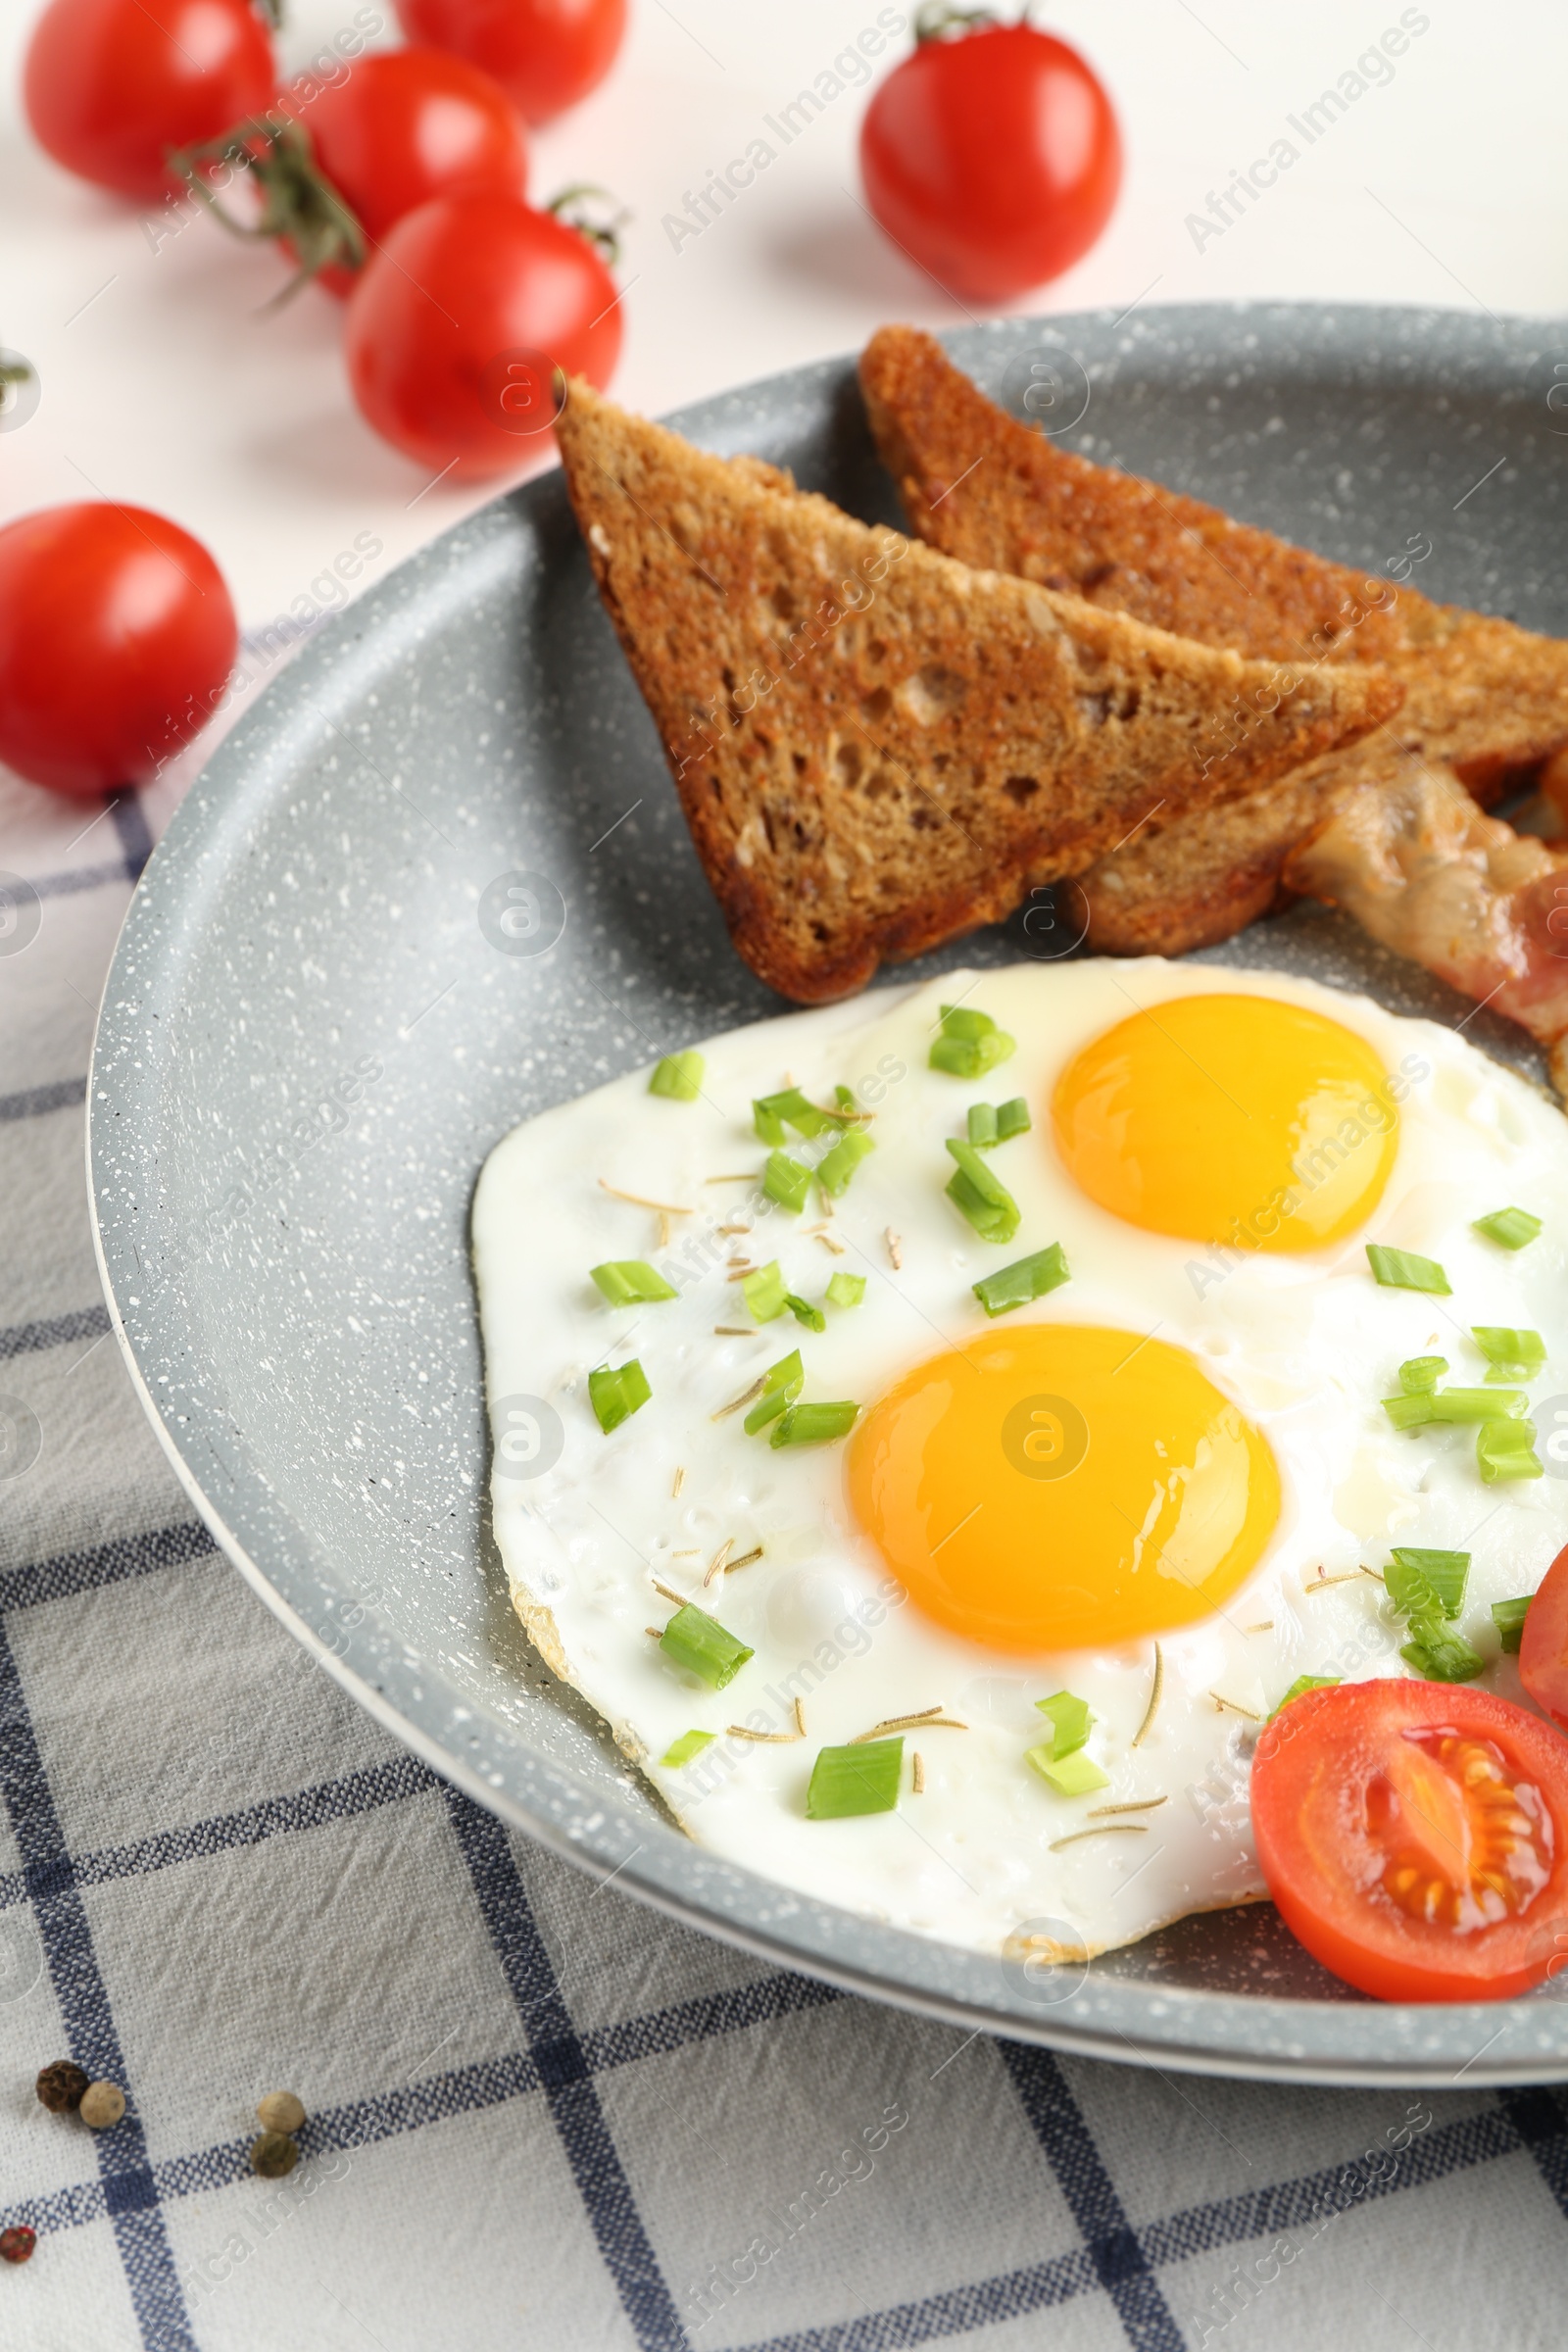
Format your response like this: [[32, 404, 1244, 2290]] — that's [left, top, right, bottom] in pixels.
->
[[5, 1510, 1568, 2352], [7, 823, 1568, 2351]]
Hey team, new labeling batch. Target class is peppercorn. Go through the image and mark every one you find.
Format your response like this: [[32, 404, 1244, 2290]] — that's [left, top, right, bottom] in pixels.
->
[[78, 2082, 125, 2131], [34, 2061, 88, 2114], [0, 2228, 35, 2265], [250, 2132, 298, 2180], [256, 2091, 306, 2135]]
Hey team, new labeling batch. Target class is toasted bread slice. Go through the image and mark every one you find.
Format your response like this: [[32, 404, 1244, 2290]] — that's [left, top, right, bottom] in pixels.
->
[[1077, 735, 1517, 959], [860, 323, 1431, 665], [554, 378, 1401, 1002], [1083, 639, 1555, 956], [861, 326, 1568, 954], [1080, 755, 1360, 957]]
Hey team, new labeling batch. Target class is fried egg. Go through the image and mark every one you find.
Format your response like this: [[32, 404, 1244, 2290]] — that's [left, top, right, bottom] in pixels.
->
[[472, 960, 1568, 1961]]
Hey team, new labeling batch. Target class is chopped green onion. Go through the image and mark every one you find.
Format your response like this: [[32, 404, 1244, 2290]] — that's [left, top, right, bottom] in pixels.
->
[[754, 1087, 845, 1144], [785, 1292, 826, 1333], [1474, 1206, 1542, 1251], [1493, 1595, 1533, 1652], [589, 1259, 676, 1306], [807, 1737, 903, 1819], [763, 1152, 811, 1213], [743, 1350, 804, 1433], [1400, 1615, 1485, 1684], [742, 1261, 788, 1322], [945, 1139, 1021, 1244], [1473, 1326, 1545, 1377], [649, 1052, 704, 1101], [816, 1128, 874, 1198], [588, 1359, 650, 1434], [801, 1089, 853, 1133], [1366, 1244, 1450, 1294], [1386, 1546, 1470, 1621], [1034, 1690, 1093, 1759], [662, 1729, 715, 1766], [1383, 1548, 1485, 1681], [972, 1243, 1070, 1319], [1386, 1387, 1528, 1429], [939, 1005, 995, 1039], [1397, 1355, 1447, 1395], [770, 1401, 860, 1447], [825, 1272, 865, 1309], [1478, 1420, 1544, 1483], [1268, 1673, 1342, 1721], [930, 1004, 1016, 1079], [834, 1085, 857, 1113], [1026, 1744, 1109, 1796], [660, 1603, 754, 1690], [1425, 1388, 1528, 1424], [963, 1098, 1030, 1150]]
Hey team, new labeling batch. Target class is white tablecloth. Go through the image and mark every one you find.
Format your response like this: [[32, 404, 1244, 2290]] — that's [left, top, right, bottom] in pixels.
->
[[4, 2, 1568, 2344]]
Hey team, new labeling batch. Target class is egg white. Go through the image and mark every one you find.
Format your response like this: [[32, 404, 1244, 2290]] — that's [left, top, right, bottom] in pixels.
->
[[471, 959, 1568, 1961]]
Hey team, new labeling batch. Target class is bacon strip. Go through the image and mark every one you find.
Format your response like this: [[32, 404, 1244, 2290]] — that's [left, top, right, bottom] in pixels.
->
[[1284, 764, 1568, 1092]]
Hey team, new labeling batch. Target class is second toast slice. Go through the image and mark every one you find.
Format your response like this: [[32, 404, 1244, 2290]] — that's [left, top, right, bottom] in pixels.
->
[[860, 324, 1568, 956]]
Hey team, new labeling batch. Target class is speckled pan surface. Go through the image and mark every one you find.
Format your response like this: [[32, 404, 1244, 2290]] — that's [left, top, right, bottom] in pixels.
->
[[89, 305, 1568, 2082]]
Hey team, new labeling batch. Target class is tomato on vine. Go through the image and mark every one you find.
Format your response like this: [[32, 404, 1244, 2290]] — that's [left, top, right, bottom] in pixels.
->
[[393, 0, 625, 123], [859, 4, 1121, 305], [343, 187, 622, 478], [24, 0, 275, 202], [0, 505, 237, 797], [174, 48, 531, 301]]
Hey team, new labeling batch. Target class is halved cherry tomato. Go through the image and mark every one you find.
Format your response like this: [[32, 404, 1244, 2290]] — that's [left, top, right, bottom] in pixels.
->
[[393, 0, 625, 123], [0, 505, 237, 797], [342, 189, 620, 478], [859, 15, 1121, 305], [24, 0, 274, 202], [1520, 1541, 1568, 1730], [1250, 1678, 1568, 2002]]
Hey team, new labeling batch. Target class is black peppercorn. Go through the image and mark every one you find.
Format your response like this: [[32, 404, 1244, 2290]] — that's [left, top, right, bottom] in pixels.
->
[[34, 2062, 89, 2114]]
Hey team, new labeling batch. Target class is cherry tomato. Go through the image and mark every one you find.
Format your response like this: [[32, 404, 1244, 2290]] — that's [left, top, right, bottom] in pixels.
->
[[343, 190, 621, 479], [393, 0, 625, 123], [859, 18, 1121, 306], [1250, 1678, 1568, 2002], [0, 506, 238, 798], [271, 49, 529, 298], [24, 0, 274, 203], [1520, 1542, 1568, 1730]]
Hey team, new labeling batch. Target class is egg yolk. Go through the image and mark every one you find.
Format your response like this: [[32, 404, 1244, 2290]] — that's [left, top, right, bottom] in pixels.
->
[[1051, 993, 1397, 1251], [847, 1324, 1279, 1653]]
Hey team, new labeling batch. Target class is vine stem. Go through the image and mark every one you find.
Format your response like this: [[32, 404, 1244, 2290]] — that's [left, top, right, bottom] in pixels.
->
[[913, 2, 1002, 39], [548, 183, 631, 269], [168, 114, 366, 307]]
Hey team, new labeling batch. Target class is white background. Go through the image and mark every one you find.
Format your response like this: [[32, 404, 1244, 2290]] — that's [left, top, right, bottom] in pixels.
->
[[1, 0, 1564, 634]]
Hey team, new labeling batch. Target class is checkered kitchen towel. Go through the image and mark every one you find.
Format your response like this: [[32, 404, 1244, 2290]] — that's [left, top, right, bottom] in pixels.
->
[[3, 747, 1568, 2352]]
